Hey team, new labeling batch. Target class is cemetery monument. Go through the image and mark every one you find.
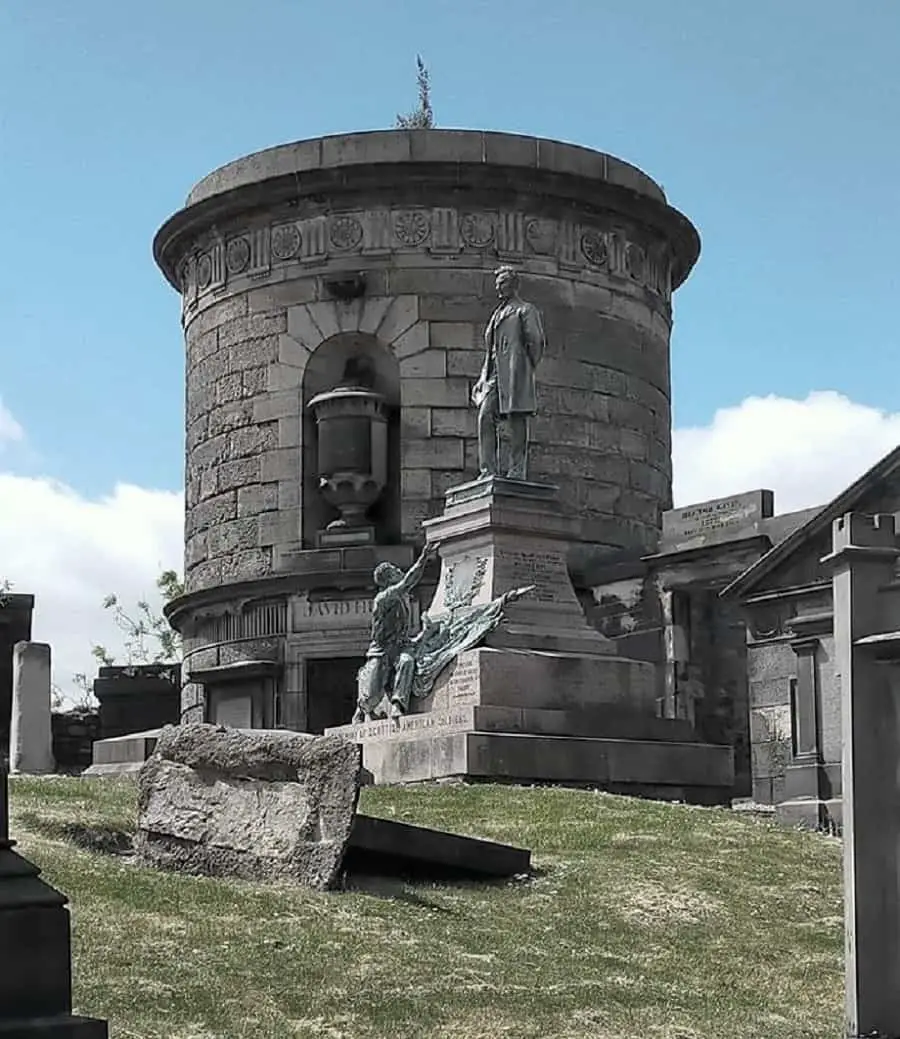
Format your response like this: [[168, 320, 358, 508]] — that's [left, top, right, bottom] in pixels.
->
[[143, 128, 733, 798]]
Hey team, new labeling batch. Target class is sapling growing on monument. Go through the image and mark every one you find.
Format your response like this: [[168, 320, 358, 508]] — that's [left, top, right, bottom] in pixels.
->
[[395, 55, 434, 129]]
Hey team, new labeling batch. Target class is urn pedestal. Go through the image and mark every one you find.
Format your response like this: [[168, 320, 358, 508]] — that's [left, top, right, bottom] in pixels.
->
[[327, 478, 734, 801], [307, 383, 389, 548]]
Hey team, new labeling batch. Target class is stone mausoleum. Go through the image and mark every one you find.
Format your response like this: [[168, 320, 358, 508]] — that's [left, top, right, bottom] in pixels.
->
[[154, 129, 699, 746]]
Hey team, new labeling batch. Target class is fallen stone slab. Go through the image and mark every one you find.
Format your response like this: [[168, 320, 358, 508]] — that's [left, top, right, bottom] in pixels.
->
[[343, 814, 531, 881], [135, 724, 532, 891], [135, 724, 361, 891]]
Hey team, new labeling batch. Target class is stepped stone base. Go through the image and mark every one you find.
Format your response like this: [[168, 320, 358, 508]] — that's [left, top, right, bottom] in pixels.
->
[[327, 477, 735, 802], [326, 723, 733, 801], [84, 729, 162, 777]]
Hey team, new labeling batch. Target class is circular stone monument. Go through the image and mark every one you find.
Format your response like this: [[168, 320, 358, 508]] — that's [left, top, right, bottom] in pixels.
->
[[154, 129, 700, 730]]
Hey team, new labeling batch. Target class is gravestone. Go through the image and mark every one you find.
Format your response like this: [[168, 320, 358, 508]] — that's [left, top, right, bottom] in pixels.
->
[[9, 641, 54, 775], [0, 766, 108, 1036], [823, 511, 900, 1038]]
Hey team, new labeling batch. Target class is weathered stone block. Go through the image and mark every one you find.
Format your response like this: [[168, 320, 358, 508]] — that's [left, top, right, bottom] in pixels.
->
[[374, 295, 418, 344], [260, 448, 298, 483], [430, 408, 476, 438], [402, 377, 470, 408], [185, 294, 248, 339], [306, 301, 341, 342], [399, 348, 446, 378], [227, 335, 279, 371], [187, 491, 238, 534], [219, 548, 272, 582], [430, 322, 477, 351], [446, 349, 482, 378], [393, 321, 430, 360], [207, 517, 260, 555], [253, 390, 301, 424], [217, 457, 262, 493], [237, 483, 279, 516], [400, 406, 431, 438], [258, 509, 300, 547], [136, 724, 362, 890], [401, 469, 432, 500], [402, 437, 465, 470], [287, 304, 325, 348], [247, 279, 317, 312]]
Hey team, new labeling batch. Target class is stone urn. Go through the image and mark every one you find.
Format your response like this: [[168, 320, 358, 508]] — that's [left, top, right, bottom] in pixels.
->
[[307, 360, 389, 534]]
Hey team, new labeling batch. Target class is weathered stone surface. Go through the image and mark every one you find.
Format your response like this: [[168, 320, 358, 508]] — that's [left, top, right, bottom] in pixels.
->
[[661, 490, 775, 552], [10, 642, 54, 775], [136, 724, 362, 890], [158, 129, 699, 723]]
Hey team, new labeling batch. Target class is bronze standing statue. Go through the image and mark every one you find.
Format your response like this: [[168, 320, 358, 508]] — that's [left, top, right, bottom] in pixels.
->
[[472, 266, 546, 481]]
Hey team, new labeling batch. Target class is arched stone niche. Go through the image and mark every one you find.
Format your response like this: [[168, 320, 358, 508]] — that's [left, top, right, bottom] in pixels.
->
[[301, 331, 401, 546]]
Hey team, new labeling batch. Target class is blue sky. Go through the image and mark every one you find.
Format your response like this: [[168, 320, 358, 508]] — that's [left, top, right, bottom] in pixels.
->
[[3, 1, 900, 691], [2, 0, 898, 499]]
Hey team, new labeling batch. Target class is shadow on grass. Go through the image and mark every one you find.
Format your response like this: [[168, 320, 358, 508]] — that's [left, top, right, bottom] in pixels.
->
[[17, 812, 134, 857], [339, 864, 548, 908]]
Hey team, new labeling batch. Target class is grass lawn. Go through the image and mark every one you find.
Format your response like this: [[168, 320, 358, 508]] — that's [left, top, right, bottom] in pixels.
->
[[9, 777, 843, 1039]]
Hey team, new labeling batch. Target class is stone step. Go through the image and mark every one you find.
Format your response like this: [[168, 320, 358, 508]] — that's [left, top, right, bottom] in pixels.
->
[[348, 729, 734, 800], [327, 702, 697, 744]]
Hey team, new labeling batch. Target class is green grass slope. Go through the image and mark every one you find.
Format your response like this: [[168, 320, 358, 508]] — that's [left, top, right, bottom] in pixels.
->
[[9, 777, 842, 1039]]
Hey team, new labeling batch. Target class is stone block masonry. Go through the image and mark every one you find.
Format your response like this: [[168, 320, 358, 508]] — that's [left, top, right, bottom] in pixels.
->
[[155, 129, 700, 725]]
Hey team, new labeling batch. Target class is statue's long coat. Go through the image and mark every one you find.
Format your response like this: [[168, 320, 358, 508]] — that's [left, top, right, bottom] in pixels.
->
[[481, 299, 546, 415]]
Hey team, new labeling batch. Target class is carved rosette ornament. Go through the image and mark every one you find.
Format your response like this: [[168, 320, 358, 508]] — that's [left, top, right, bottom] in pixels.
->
[[525, 219, 557, 255], [225, 237, 251, 274], [581, 230, 609, 269], [183, 209, 674, 306], [329, 215, 364, 251], [196, 253, 212, 289], [393, 210, 431, 247], [271, 223, 302, 261], [460, 213, 495, 248], [307, 357, 389, 534]]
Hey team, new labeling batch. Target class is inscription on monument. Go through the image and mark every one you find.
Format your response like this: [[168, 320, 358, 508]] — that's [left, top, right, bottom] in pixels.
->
[[503, 551, 562, 603], [661, 490, 775, 549], [340, 707, 473, 741], [293, 597, 373, 631], [446, 654, 480, 702]]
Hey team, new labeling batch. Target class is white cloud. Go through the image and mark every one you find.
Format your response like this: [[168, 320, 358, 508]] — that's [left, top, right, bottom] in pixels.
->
[[0, 398, 24, 446], [0, 390, 897, 706], [673, 391, 900, 513], [0, 472, 183, 703]]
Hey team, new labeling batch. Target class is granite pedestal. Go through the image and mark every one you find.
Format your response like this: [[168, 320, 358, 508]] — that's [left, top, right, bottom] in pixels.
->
[[327, 478, 734, 800]]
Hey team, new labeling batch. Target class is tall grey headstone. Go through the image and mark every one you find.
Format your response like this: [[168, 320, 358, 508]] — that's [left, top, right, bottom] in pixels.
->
[[824, 512, 900, 1038], [9, 641, 54, 775]]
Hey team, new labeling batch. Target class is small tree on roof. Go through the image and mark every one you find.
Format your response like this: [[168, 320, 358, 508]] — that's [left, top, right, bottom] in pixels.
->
[[395, 55, 434, 129]]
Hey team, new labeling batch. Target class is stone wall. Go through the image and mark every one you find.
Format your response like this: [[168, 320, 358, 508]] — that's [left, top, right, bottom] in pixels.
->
[[157, 131, 699, 599], [156, 130, 700, 728]]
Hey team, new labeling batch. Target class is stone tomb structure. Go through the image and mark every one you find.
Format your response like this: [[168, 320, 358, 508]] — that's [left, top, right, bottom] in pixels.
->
[[150, 128, 740, 796]]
